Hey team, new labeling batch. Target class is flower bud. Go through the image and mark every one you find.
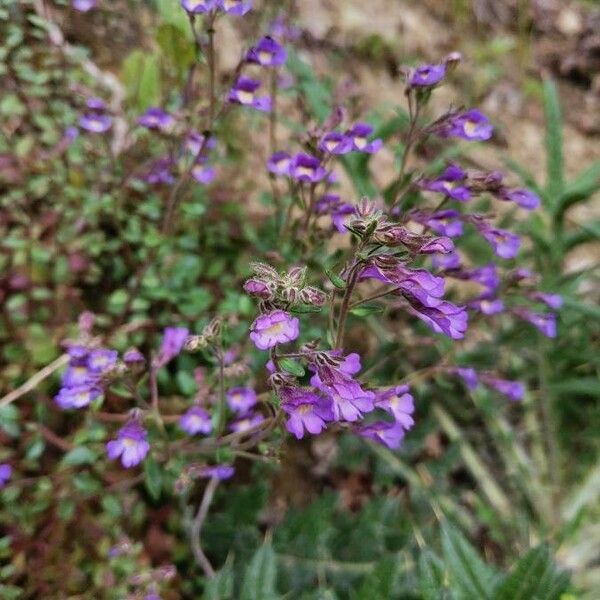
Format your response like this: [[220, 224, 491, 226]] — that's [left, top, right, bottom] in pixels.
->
[[250, 261, 280, 281], [443, 51, 462, 73], [299, 286, 327, 306], [243, 278, 273, 299], [287, 266, 307, 285]]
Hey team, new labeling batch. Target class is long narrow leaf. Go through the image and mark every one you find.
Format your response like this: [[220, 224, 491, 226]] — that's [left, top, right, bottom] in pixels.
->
[[543, 78, 564, 206]]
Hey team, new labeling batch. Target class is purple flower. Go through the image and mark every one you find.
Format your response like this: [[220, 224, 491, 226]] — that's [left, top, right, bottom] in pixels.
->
[[289, 153, 327, 183], [309, 354, 375, 422], [439, 109, 493, 141], [417, 210, 464, 238], [218, 0, 252, 15], [250, 310, 300, 350], [280, 387, 333, 439], [0, 464, 12, 488], [228, 77, 271, 111], [145, 157, 175, 185], [229, 412, 264, 433], [514, 308, 557, 338], [454, 264, 500, 291], [469, 296, 505, 315], [191, 162, 216, 184], [226, 387, 257, 413], [326, 380, 375, 422], [318, 132, 353, 155], [123, 348, 145, 364], [181, 0, 217, 13], [346, 123, 383, 153], [356, 421, 406, 449], [421, 165, 471, 201], [184, 131, 216, 157], [409, 63, 446, 87], [247, 36, 287, 67], [452, 367, 479, 390], [530, 292, 562, 310], [432, 251, 461, 270], [67, 344, 89, 361], [360, 263, 445, 307], [55, 385, 101, 409], [154, 327, 189, 368], [73, 0, 96, 12], [315, 194, 355, 232], [87, 349, 118, 373], [106, 422, 150, 468], [180, 406, 212, 436], [199, 465, 235, 480], [482, 376, 524, 402], [405, 293, 468, 339], [478, 225, 521, 259], [267, 151, 292, 176], [418, 236, 455, 255], [79, 113, 112, 133], [374, 386, 415, 430], [309, 352, 362, 387], [137, 107, 175, 131], [501, 188, 540, 210], [61, 364, 93, 388]]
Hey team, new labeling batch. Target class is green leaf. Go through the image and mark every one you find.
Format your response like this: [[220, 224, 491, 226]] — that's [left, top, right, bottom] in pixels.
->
[[61, 446, 97, 467], [240, 542, 279, 600], [492, 545, 569, 600], [290, 304, 322, 314], [547, 377, 600, 397], [352, 557, 396, 600], [286, 49, 331, 122], [556, 161, 600, 220], [350, 303, 385, 317], [121, 51, 162, 111], [543, 79, 564, 206], [562, 297, 600, 320], [156, 23, 195, 78], [279, 358, 305, 377], [564, 219, 600, 250], [325, 269, 346, 289], [442, 524, 499, 600], [419, 550, 448, 600], [143, 456, 162, 501], [203, 557, 234, 600]]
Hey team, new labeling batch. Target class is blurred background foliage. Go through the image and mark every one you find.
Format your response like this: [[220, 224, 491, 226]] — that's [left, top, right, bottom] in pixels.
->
[[0, 0, 599, 598]]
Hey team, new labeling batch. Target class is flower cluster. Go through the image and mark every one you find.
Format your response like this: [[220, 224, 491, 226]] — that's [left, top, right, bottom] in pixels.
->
[[55, 344, 118, 409]]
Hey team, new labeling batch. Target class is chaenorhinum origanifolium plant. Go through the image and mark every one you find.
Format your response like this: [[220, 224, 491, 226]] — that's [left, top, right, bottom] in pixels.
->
[[0, 1, 579, 597]]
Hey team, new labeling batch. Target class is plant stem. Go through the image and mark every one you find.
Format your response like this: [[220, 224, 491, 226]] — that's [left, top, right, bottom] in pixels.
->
[[334, 262, 361, 349], [190, 477, 219, 578], [215, 342, 226, 436], [207, 18, 216, 127]]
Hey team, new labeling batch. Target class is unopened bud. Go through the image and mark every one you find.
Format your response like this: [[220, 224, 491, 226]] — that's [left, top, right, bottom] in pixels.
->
[[299, 286, 327, 306]]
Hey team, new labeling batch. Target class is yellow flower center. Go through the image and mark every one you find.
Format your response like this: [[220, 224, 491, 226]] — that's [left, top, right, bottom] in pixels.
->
[[265, 321, 285, 336], [259, 51, 272, 63], [464, 120, 478, 135], [354, 136, 367, 149], [298, 404, 313, 415], [238, 90, 254, 104], [76, 392, 89, 403], [296, 166, 314, 177]]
